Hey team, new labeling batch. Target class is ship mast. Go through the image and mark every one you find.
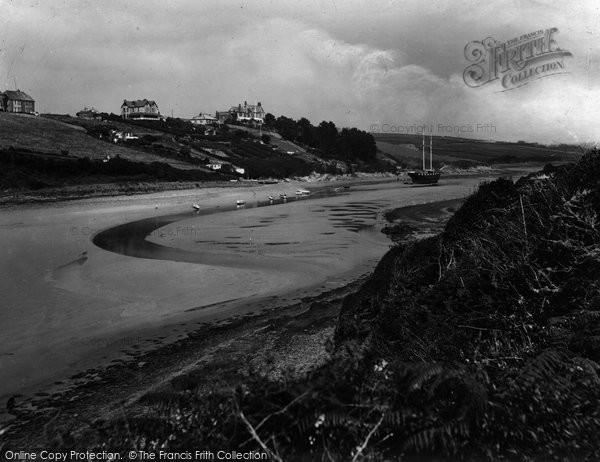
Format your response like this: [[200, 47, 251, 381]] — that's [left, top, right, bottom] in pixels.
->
[[429, 133, 433, 170], [422, 132, 425, 170]]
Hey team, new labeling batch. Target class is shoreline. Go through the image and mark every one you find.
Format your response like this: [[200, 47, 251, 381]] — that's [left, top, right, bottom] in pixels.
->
[[1, 189, 483, 448], [3, 273, 371, 448], [0, 161, 547, 208], [0, 168, 541, 446]]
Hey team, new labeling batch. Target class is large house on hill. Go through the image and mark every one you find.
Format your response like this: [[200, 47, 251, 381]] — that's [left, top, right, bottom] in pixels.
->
[[0, 90, 35, 114], [121, 99, 161, 120], [216, 101, 265, 123]]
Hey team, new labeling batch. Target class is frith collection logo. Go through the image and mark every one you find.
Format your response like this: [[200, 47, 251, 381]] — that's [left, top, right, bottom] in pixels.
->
[[463, 28, 572, 90]]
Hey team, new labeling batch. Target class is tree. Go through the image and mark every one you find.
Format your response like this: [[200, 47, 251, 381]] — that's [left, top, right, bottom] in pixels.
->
[[297, 117, 316, 147], [264, 113, 276, 129], [316, 121, 339, 158], [275, 115, 298, 141], [338, 127, 377, 162]]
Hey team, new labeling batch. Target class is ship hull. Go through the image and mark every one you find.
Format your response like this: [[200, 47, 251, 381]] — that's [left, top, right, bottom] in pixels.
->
[[407, 171, 441, 185]]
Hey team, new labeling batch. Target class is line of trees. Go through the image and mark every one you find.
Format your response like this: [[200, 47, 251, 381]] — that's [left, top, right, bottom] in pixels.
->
[[263, 113, 377, 163]]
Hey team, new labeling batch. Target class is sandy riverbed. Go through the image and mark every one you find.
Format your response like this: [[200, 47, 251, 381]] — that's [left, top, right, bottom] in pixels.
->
[[0, 174, 512, 428]]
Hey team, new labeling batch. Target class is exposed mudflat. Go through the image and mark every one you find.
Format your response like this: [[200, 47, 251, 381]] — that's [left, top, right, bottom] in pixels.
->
[[0, 172, 526, 441]]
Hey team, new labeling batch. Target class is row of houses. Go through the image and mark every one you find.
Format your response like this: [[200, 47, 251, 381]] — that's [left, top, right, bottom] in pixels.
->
[[0, 89, 264, 129], [119, 99, 265, 125]]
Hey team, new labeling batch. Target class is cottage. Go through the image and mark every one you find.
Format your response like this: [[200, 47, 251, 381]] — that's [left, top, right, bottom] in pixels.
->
[[121, 99, 161, 120], [110, 130, 139, 143], [206, 162, 223, 171], [0, 90, 35, 114], [190, 112, 218, 126]]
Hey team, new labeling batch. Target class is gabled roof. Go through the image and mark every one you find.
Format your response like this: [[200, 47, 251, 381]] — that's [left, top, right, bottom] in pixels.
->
[[192, 113, 216, 120], [122, 99, 157, 108], [3, 90, 35, 102], [229, 102, 263, 112]]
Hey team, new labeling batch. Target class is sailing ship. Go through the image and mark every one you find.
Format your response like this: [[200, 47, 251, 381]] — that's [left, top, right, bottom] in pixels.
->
[[407, 132, 441, 185]]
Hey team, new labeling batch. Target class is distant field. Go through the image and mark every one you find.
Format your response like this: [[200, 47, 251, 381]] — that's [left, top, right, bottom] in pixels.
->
[[0, 112, 193, 169], [377, 141, 480, 167], [374, 133, 582, 165]]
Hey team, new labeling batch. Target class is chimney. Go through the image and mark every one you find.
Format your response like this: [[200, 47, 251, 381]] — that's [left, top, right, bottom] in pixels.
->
[[258, 102, 261, 106]]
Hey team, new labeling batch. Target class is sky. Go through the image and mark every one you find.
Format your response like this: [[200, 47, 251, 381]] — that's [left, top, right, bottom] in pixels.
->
[[1, 0, 599, 144]]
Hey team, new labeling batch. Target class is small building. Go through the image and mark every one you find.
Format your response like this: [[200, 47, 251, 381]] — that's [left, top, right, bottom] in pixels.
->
[[110, 130, 139, 143], [206, 161, 245, 175], [121, 99, 161, 120], [0, 90, 35, 114], [190, 112, 218, 126], [206, 162, 223, 170]]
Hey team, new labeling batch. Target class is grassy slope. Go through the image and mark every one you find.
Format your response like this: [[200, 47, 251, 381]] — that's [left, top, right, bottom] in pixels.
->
[[0, 113, 193, 169], [377, 140, 480, 166], [375, 133, 582, 165]]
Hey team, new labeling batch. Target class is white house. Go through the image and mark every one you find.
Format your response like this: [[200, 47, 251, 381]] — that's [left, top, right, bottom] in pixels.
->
[[190, 112, 218, 126], [206, 162, 223, 170]]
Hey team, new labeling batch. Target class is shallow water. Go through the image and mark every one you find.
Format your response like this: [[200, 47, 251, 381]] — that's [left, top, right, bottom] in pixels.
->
[[0, 178, 489, 420]]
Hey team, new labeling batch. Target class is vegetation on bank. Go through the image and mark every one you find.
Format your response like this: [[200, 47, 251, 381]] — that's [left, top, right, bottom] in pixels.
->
[[32, 151, 600, 460], [0, 147, 231, 191], [264, 114, 378, 163]]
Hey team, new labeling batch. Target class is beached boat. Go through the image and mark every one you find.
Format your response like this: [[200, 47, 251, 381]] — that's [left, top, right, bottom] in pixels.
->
[[268, 195, 274, 201], [407, 133, 440, 185], [236, 199, 246, 206], [192, 203, 201, 211], [279, 193, 287, 199], [295, 189, 310, 195]]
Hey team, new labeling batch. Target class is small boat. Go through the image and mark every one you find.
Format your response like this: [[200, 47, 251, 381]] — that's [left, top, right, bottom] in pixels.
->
[[236, 199, 246, 206], [407, 133, 440, 185], [192, 203, 201, 211], [296, 189, 310, 196]]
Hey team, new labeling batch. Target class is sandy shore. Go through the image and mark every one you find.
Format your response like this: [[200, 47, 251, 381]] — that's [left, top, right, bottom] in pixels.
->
[[0, 168, 539, 444]]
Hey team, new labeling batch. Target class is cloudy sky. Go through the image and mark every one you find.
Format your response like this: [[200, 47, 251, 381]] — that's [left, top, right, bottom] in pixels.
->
[[1, 0, 599, 144]]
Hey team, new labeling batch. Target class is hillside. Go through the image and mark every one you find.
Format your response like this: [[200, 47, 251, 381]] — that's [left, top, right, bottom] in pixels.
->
[[375, 133, 582, 168], [377, 140, 481, 168], [0, 112, 194, 169]]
